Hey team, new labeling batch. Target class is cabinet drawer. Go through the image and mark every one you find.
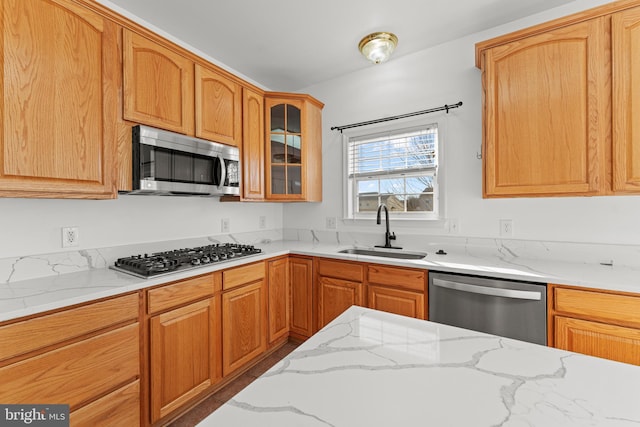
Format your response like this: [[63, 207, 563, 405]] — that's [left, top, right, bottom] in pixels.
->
[[148, 273, 218, 314], [70, 380, 140, 427], [317, 259, 364, 282], [367, 265, 426, 292], [553, 287, 640, 327], [0, 293, 138, 362], [0, 323, 139, 409], [223, 262, 265, 290]]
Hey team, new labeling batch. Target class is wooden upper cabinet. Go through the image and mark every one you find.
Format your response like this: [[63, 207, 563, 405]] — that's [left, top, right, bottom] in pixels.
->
[[265, 94, 323, 201], [0, 0, 118, 198], [123, 29, 194, 135], [613, 5, 640, 192], [242, 88, 265, 200], [195, 64, 242, 146], [481, 17, 610, 197]]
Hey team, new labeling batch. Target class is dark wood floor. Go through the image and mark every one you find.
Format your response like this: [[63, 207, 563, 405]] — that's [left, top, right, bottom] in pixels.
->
[[167, 341, 299, 427]]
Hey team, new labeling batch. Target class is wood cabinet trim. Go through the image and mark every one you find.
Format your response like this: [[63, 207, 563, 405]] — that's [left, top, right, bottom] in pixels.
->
[[475, 0, 640, 67]]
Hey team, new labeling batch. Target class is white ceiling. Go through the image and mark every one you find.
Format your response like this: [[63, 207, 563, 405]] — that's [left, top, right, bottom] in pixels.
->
[[105, 0, 575, 92]]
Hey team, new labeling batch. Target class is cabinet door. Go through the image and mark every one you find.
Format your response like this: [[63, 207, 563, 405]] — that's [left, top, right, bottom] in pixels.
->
[[555, 316, 640, 366], [150, 298, 220, 423], [368, 285, 426, 320], [195, 64, 242, 146], [613, 6, 640, 193], [0, 0, 117, 198], [123, 29, 194, 135], [222, 281, 267, 376], [290, 257, 313, 338], [482, 17, 609, 197], [265, 98, 305, 200], [317, 276, 364, 329], [268, 257, 290, 343], [242, 88, 265, 199]]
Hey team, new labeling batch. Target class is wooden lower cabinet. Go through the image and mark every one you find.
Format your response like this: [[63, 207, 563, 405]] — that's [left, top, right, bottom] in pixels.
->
[[314, 258, 428, 329], [71, 380, 141, 426], [222, 280, 267, 376], [549, 284, 640, 366], [367, 264, 427, 319], [268, 257, 290, 343], [317, 276, 364, 329], [149, 297, 220, 423], [368, 285, 426, 320], [0, 293, 140, 427], [289, 256, 314, 338], [555, 316, 640, 365]]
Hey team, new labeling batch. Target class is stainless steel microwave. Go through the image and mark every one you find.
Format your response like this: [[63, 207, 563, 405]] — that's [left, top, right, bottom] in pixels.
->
[[126, 125, 240, 196]]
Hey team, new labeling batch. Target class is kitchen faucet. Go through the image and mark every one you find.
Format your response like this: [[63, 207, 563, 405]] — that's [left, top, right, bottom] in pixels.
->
[[375, 203, 401, 249]]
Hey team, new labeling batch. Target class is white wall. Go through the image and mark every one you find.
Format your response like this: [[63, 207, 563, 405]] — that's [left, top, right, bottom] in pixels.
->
[[0, 196, 283, 258], [285, 0, 640, 246]]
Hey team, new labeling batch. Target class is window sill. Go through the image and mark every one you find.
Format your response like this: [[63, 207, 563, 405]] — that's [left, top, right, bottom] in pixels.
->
[[342, 217, 446, 229]]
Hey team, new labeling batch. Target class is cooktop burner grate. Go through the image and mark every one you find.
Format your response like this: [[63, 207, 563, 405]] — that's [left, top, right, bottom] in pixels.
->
[[111, 243, 262, 278]]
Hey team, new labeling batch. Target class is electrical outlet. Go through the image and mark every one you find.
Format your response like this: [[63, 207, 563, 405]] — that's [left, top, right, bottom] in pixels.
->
[[448, 218, 460, 234], [221, 218, 230, 233], [62, 226, 79, 248], [326, 217, 337, 229], [259, 216, 266, 229], [499, 219, 513, 237]]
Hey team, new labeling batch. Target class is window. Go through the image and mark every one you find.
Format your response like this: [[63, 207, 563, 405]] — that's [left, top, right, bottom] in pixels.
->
[[345, 123, 439, 220]]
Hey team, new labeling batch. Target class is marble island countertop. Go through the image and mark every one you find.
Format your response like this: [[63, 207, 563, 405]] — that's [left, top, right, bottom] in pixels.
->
[[1, 236, 640, 322], [198, 306, 640, 427]]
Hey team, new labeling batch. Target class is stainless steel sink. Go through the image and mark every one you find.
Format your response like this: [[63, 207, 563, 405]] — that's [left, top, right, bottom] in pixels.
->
[[338, 248, 427, 260]]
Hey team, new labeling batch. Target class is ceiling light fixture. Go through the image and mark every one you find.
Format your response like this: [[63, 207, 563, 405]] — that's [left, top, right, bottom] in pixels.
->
[[358, 32, 398, 64]]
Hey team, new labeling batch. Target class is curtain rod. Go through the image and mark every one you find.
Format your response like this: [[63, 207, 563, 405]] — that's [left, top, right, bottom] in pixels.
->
[[330, 101, 463, 133]]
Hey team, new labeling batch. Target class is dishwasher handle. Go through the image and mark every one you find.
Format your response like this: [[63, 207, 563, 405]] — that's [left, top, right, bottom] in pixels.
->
[[431, 278, 542, 301]]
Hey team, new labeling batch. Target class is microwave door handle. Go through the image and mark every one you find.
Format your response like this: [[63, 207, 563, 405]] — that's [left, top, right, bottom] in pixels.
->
[[217, 155, 226, 189], [431, 278, 542, 301]]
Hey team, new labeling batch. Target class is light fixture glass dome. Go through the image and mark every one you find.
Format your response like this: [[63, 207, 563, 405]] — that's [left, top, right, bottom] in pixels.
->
[[358, 32, 398, 64]]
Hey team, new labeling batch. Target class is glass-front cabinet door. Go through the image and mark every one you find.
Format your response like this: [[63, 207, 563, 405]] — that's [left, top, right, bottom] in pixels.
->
[[266, 99, 304, 199], [264, 94, 323, 201]]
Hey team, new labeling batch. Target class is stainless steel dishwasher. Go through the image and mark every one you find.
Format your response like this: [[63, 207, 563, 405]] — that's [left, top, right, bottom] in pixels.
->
[[428, 272, 547, 345]]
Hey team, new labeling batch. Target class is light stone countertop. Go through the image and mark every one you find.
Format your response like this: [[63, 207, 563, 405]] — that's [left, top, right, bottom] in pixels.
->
[[198, 305, 640, 427], [1, 239, 640, 322]]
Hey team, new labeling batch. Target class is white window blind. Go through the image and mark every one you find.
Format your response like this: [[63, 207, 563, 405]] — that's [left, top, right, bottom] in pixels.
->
[[347, 124, 439, 217]]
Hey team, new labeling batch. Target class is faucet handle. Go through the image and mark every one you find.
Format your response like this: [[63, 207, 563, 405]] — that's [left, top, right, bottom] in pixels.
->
[[389, 232, 396, 240]]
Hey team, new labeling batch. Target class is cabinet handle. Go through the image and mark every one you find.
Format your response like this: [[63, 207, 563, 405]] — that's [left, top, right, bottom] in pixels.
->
[[431, 278, 542, 301]]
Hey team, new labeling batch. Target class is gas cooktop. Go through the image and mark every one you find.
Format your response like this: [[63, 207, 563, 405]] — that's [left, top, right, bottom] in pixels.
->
[[110, 243, 262, 278]]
